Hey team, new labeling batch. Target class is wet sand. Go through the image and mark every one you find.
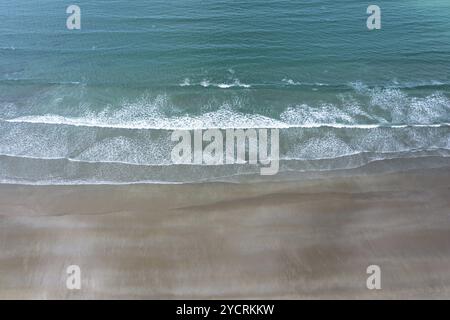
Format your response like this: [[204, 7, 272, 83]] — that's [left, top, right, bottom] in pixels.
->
[[0, 165, 450, 299]]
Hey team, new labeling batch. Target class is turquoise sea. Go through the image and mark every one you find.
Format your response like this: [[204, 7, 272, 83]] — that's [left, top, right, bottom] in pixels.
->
[[0, 0, 449, 183]]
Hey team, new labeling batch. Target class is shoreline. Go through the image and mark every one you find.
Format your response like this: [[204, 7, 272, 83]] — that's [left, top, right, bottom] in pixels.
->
[[1, 152, 449, 186], [0, 164, 450, 299]]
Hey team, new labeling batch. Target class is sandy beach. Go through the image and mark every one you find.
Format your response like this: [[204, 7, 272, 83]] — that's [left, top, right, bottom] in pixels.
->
[[0, 161, 449, 299]]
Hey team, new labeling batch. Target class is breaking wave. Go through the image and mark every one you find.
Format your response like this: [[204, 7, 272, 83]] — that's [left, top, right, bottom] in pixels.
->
[[0, 82, 449, 184]]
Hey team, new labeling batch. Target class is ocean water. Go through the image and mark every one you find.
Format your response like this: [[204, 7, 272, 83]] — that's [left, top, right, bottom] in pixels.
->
[[0, 0, 449, 184]]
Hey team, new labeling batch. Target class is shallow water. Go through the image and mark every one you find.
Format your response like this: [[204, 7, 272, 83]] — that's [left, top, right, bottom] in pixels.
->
[[1, 0, 449, 183]]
